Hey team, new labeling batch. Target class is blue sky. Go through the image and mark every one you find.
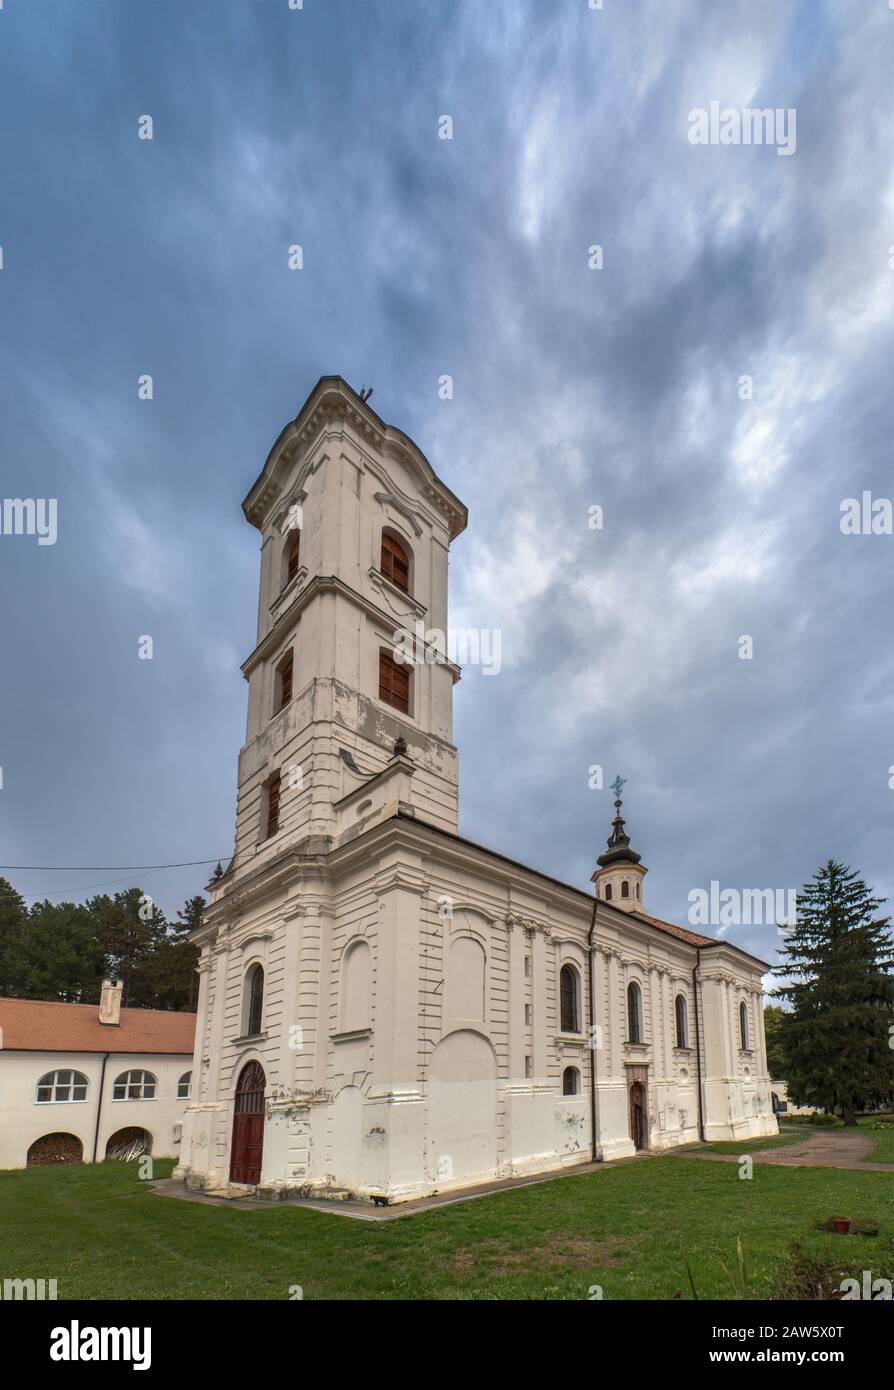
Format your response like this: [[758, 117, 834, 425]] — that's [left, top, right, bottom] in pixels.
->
[[0, 0, 891, 973]]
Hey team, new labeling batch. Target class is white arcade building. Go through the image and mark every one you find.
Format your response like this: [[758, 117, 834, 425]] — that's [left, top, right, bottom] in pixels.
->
[[175, 376, 776, 1202]]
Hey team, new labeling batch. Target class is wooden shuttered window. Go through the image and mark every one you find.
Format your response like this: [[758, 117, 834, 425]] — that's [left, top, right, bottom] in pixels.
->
[[277, 652, 293, 710], [381, 533, 410, 593], [378, 649, 410, 714], [265, 771, 281, 839], [286, 532, 301, 585]]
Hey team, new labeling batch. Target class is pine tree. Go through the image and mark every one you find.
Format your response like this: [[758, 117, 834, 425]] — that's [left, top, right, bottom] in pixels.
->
[[145, 895, 203, 1011], [762, 1003, 786, 1080], [0, 878, 28, 995], [87, 887, 168, 1009], [8, 899, 105, 1002], [773, 861, 893, 1123]]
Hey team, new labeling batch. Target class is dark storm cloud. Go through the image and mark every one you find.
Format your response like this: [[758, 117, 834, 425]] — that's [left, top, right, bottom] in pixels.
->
[[0, 0, 891, 979]]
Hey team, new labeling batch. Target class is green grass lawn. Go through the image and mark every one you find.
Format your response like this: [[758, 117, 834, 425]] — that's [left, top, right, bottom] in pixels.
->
[[2, 1156, 891, 1300]]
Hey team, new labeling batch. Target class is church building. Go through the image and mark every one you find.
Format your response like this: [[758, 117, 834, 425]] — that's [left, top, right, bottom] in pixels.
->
[[175, 376, 776, 1202]]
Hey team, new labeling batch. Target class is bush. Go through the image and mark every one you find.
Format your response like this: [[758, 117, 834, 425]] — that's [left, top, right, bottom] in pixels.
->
[[780, 1112, 839, 1126], [772, 1242, 874, 1300]]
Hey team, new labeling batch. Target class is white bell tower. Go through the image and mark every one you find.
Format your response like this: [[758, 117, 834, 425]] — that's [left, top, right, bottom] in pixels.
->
[[217, 377, 468, 891]]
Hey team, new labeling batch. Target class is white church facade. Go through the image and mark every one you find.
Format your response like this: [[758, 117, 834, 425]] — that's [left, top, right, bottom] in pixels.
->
[[175, 376, 776, 1202]]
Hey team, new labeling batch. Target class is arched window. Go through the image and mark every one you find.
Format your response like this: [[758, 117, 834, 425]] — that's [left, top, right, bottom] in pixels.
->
[[635, 882, 640, 899], [285, 530, 301, 587], [604, 882, 613, 901], [627, 981, 643, 1044], [621, 880, 629, 898], [739, 1000, 749, 1051], [381, 532, 410, 593], [112, 1069, 157, 1101], [35, 1070, 88, 1103], [378, 648, 410, 714], [275, 651, 293, 712], [674, 994, 688, 1048], [246, 964, 264, 1036], [560, 964, 580, 1033], [264, 770, 281, 839], [177, 1071, 192, 1100], [562, 1066, 580, 1096]]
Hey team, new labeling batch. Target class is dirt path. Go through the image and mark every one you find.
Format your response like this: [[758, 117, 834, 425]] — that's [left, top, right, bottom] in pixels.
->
[[681, 1127, 894, 1172]]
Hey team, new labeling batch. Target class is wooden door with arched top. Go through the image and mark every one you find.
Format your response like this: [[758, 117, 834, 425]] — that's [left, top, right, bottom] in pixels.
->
[[230, 1061, 266, 1184], [629, 1080, 647, 1151]]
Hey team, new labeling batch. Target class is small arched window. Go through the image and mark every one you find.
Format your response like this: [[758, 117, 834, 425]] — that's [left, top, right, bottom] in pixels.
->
[[246, 964, 264, 1036], [560, 964, 580, 1033], [674, 994, 688, 1048], [264, 770, 281, 839], [36, 1070, 88, 1103], [177, 1071, 192, 1100], [378, 648, 410, 714], [562, 1066, 580, 1096], [285, 530, 301, 587], [112, 1069, 157, 1101], [635, 882, 640, 899], [275, 650, 293, 712], [381, 533, 410, 593], [739, 1000, 749, 1051], [627, 981, 643, 1044], [621, 880, 629, 898], [604, 882, 613, 901]]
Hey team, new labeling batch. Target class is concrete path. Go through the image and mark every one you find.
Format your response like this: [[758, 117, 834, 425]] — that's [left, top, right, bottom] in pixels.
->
[[676, 1126, 894, 1173], [150, 1153, 652, 1223]]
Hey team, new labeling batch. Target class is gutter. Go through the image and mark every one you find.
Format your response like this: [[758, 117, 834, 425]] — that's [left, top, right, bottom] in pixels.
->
[[587, 897, 600, 1162], [91, 1052, 110, 1163], [693, 950, 706, 1142]]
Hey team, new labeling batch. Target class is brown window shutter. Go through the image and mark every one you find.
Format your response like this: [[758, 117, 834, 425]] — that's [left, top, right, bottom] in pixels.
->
[[378, 649, 410, 714], [278, 652, 293, 709], [286, 533, 301, 584], [381, 534, 410, 593], [266, 771, 281, 838]]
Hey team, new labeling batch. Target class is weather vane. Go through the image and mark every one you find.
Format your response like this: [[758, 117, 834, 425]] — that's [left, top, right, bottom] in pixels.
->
[[610, 774, 627, 800]]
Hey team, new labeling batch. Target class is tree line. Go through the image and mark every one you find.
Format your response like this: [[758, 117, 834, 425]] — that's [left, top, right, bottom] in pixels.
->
[[0, 878, 203, 1013], [765, 860, 892, 1123]]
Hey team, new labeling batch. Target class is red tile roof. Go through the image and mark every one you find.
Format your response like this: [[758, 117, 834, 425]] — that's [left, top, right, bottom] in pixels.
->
[[630, 909, 720, 948], [0, 997, 196, 1054]]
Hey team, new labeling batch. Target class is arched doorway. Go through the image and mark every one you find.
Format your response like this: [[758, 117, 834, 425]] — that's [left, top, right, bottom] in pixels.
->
[[230, 1060, 265, 1185], [105, 1127, 152, 1161], [629, 1080, 647, 1151], [27, 1133, 83, 1167]]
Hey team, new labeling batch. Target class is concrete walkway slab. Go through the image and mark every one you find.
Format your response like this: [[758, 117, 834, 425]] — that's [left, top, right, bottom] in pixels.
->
[[149, 1154, 650, 1222]]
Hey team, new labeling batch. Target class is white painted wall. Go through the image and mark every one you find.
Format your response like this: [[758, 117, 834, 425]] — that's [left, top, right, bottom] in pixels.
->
[[0, 1050, 193, 1170]]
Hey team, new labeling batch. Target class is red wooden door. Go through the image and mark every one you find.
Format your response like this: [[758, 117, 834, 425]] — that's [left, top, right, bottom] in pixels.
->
[[230, 1061, 266, 1184], [629, 1080, 646, 1151]]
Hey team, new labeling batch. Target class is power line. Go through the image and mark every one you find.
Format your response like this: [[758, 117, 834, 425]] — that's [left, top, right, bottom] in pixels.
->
[[0, 858, 226, 872]]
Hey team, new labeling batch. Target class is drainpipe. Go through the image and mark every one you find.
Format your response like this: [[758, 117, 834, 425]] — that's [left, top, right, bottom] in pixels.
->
[[92, 1053, 110, 1163], [587, 897, 599, 1161], [693, 951, 705, 1142]]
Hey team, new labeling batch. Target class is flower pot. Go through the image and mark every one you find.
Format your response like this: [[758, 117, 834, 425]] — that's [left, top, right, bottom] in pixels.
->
[[832, 1218, 850, 1234]]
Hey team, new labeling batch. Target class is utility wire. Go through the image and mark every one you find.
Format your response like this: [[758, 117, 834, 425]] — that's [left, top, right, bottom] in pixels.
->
[[0, 858, 226, 871]]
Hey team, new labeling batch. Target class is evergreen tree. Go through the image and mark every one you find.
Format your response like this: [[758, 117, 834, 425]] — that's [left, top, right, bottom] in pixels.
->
[[762, 1003, 786, 1080], [0, 877, 28, 995], [87, 887, 167, 1009], [773, 861, 893, 1123], [7, 899, 105, 1002], [145, 895, 203, 1011]]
